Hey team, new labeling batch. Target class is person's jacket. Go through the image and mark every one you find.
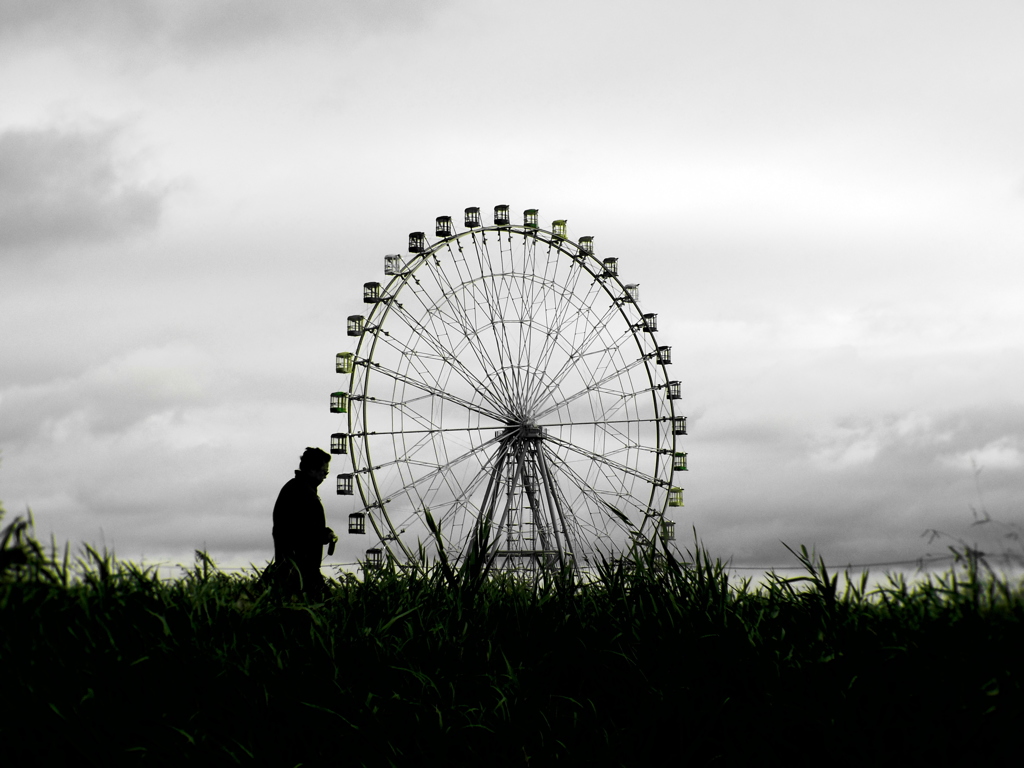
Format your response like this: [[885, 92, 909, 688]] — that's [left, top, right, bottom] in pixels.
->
[[272, 471, 326, 591]]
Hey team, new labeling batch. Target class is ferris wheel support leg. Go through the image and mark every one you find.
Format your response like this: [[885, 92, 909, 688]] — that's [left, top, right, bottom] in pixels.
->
[[480, 443, 529, 573], [523, 443, 560, 574], [522, 464, 552, 573], [523, 483, 549, 551], [471, 441, 509, 571], [536, 444, 579, 579]]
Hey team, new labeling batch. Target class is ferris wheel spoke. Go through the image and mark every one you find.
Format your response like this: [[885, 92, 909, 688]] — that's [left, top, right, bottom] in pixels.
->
[[355, 424, 505, 438], [385, 432, 441, 476], [365, 432, 501, 513], [369, 455, 447, 473], [461, 232, 519, 402], [372, 331, 448, 370], [391, 457, 493, 544], [518, 269, 543, 397], [558, 386, 649, 432], [526, 302, 632, 412], [543, 446, 638, 524], [374, 434, 495, 530], [445, 264, 557, 416], [543, 433, 659, 487], [533, 355, 649, 421], [509, 300, 547, 411], [519, 270, 565, 400], [386, 282, 487, 376], [370, 333, 498, 419], [432, 456, 500, 534], [539, 446, 638, 546], [519, 270, 584, 401], [382, 299, 511, 413], [387, 400, 462, 440], [539, 416, 662, 429], [426, 246, 474, 320], [389, 469, 495, 547], [449, 240, 500, 356], [419, 251, 517, 402], [524, 263, 603, 406], [489, 279, 525, 407], [432, 441, 496, 533], [539, 322, 636, 407], [512, 237, 543, 399], [364, 360, 506, 423], [492, 238, 532, 406], [416, 273, 527, 418], [372, 309, 471, 380]]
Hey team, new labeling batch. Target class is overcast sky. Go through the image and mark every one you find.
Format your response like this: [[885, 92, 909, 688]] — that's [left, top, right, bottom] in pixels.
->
[[2, 0, 1023, 576]]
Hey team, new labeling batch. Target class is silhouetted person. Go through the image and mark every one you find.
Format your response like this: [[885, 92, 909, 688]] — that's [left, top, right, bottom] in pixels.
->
[[271, 447, 336, 599]]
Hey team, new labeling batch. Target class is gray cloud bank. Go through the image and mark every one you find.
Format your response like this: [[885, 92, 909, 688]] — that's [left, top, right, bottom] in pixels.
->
[[0, 125, 164, 250], [685, 338, 1024, 567], [0, 0, 434, 56]]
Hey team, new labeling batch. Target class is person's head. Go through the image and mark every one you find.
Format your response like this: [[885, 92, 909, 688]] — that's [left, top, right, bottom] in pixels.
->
[[298, 446, 331, 485]]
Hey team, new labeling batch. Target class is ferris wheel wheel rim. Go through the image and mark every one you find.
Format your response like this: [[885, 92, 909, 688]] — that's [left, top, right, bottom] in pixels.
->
[[342, 218, 679, 567]]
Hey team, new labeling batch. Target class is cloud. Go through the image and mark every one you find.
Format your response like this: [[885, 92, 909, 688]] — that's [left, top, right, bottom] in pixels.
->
[[687, 399, 1024, 566], [942, 437, 1024, 472], [0, 342, 219, 446], [0, 124, 166, 251], [675, 327, 1024, 567], [0, 352, 326, 565], [0, 0, 437, 57], [0, 325, 341, 565]]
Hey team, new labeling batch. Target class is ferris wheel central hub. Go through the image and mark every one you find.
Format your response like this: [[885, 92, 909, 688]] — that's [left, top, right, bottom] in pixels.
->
[[498, 423, 546, 441], [522, 424, 545, 440]]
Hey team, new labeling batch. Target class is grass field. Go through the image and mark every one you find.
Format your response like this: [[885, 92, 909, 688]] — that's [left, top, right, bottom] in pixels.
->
[[2, 510, 1022, 766]]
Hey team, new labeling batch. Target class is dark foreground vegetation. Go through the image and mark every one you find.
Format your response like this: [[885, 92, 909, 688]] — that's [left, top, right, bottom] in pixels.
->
[[2, 512, 1022, 767]]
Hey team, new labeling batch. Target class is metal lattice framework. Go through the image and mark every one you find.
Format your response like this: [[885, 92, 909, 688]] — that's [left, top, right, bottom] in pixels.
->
[[333, 207, 685, 576]]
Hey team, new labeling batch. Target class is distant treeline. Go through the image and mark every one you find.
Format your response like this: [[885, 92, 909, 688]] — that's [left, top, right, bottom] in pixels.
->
[[1, 512, 1022, 766]]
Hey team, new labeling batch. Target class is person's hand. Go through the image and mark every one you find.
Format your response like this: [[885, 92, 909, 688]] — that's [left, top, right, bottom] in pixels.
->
[[323, 527, 337, 544]]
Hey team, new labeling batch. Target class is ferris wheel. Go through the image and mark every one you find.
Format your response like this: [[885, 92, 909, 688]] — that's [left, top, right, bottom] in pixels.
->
[[331, 206, 686, 575]]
